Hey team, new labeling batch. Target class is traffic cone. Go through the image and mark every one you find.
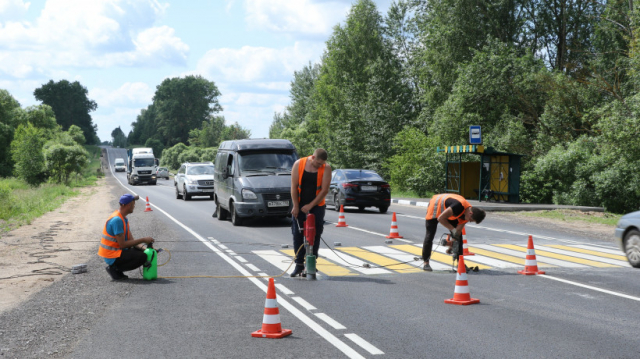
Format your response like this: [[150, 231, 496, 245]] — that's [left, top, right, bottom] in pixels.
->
[[518, 235, 545, 275], [251, 278, 292, 339], [144, 196, 152, 212], [386, 212, 403, 239], [445, 255, 480, 305], [461, 228, 474, 256], [336, 205, 348, 227]]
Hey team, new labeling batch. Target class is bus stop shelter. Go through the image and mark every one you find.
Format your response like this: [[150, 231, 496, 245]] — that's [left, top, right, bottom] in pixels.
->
[[436, 145, 523, 203]]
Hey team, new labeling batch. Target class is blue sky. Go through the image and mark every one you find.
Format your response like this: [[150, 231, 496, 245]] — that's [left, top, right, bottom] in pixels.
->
[[0, 0, 394, 142]]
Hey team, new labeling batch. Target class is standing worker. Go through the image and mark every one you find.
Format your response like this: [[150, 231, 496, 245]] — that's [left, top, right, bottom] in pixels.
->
[[98, 194, 155, 280], [290, 149, 332, 277], [422, 193, 486, 271]]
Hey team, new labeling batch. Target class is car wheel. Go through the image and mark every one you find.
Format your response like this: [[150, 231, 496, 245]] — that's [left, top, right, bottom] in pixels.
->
[[216, 201, 228, 220], [334, 194, 340, 211], [358, 206, 365, 212], [379, 206, 388, 214], [231, 202, 243, 226], [624, 229, 640, 268], [175, 185, 182, 199], [183, 185, 190, 201]]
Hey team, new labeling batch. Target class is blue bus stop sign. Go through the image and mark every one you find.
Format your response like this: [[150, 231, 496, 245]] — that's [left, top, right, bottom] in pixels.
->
[[469, 126, 482, 145]]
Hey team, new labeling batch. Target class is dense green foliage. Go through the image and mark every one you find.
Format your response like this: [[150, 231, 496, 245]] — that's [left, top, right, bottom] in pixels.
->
[[272, 0, 640, 213]]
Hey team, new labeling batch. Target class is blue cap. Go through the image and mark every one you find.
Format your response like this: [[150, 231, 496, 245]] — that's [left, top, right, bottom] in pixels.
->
[[119, 194, 139, 205]]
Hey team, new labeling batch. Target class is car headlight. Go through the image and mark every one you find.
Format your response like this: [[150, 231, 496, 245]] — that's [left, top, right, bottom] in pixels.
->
[[187, 178, 198, 184], [242, 189, 257, 200]]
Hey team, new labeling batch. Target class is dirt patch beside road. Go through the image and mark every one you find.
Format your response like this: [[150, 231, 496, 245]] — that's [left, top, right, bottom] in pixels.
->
[[498, 211, 616, 242]]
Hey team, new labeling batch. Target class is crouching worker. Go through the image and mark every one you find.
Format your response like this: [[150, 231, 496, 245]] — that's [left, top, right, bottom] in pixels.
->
[[422, 193, 485, 272], [98, 194, 155, 280]]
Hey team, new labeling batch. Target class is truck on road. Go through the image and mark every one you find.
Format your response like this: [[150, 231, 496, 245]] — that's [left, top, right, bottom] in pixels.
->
[[127, 148, 157, 185]]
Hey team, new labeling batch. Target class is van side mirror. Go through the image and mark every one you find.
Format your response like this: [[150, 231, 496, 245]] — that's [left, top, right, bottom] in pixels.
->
[[222, 168, 229, 179]]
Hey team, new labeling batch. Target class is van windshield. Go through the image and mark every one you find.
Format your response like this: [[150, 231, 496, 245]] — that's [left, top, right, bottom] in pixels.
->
[[134, 158, 155, 167], [238, 151, 297, 174]]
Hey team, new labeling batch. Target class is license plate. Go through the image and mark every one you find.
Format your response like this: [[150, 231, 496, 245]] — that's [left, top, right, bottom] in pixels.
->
[[202, 189, 214, 192], [361, 185, 377, 191], [268, 200, 289, 207]]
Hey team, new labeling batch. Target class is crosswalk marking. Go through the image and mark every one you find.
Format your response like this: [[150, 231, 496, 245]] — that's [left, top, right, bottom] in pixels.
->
[[497, 244, 619, 268], [251, 243, 629, 277], [547, 245, 628, 262], [337, 247, 422, 273]]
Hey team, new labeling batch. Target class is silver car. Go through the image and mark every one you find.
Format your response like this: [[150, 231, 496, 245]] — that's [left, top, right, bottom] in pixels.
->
[[175, 162, 215, 200], [614, 210, 640, 268], [156, 167, 170, 180]]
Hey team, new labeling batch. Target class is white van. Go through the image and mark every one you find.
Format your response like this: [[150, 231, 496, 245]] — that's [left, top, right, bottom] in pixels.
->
[[114, 158, 126, 172]]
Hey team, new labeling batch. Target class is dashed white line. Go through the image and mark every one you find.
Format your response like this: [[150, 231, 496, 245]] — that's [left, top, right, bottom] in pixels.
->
[[315, 313, 346, 330], [291, 296, 317, 311], [234, 256, 248, 263], [345, 333, 384, 355], [275, 283, 294, 296], [245, 263, 260, 272], [539, 275, 640, 302]]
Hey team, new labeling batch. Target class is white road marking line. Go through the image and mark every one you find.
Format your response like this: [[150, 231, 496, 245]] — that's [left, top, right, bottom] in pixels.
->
[[571, 244, 625, 255], [234, 256, 248, 263], [275, 283, 294, 296], [534, 245, 629, 267], [258, 272, 269, 278], [345, 333, 384, 355], [110, 167, 366, 359], [315, 313, 346, 330], [245, 263, 260, 272], [363, 246, 448, 270], [254, 250, 294, 273], [208, 237, 220, 244], [473, 244, 588, 268], [291, 296, 317, 311], [539, 275, 640, 302], [226, 249, 236, 255], [428, 244, 520, 268], [326, 222, 414, 243], [318, 248, 391, 274], [218, 244, 228, 249]]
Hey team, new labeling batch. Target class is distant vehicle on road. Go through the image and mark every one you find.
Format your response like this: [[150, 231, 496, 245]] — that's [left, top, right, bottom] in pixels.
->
[[127, 147, 157, 185], [615, 210, 640, 268], [325, 169, 390, 213], [175, 162, 214, 200], [114, 158, 126, 172], [156, 167, 170, 180]]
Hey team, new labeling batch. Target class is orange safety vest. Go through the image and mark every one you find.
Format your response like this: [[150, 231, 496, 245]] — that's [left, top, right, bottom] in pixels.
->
[[297, 156, 326, 206], [425, 193, 471, 224], [97, 210, 128, 259]]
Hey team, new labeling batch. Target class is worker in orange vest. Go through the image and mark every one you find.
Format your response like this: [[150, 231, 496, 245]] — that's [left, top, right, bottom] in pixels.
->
[[422, 193, 486, 271], [98, 194, 155, 280], [290, 149, 332, 277]]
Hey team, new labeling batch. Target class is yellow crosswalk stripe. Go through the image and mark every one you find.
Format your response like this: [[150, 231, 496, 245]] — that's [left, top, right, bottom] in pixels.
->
[[547, 245, 628, 261], [496, 244, 618, 268], [281, 250, 357, 276], [336, 247, 421, 273], [391, 245, 491, 270], [467, 246, 555, 267]]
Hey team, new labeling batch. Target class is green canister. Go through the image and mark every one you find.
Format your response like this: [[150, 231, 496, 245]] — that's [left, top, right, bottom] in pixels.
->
[[143, 246, 157, 280]]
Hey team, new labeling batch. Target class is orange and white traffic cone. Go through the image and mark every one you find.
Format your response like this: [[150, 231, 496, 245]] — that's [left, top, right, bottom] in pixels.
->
[[445, 255, 480, 305], [336, 205, 348, 227], [251, 278, 292, 339], [144, 196, 152, 212], [518, 235, 545, 275], [386, 212, 403, 239], [461, 228, 474, 256]]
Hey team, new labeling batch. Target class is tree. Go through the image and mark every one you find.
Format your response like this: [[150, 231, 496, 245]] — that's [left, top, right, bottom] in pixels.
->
[[11, 123, 45, 186], [33, 80, 99, 144], [68, 125, 85, 145], [144, 138, 164, 159], [129, 104, 158, 146], [0, 89, 22, 177], [43, 142, 89, 183], [111, 126, 127, 148], [153, 75, 222, 146]]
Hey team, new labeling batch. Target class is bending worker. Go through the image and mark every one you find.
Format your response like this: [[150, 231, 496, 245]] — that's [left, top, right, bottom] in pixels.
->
[[422, 193, 486, 271], [290, 149, 331, 277], [98, 194, 155, 280]]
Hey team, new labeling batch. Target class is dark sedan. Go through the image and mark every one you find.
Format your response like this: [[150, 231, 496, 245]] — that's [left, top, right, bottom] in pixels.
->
[[325, 169, 390, 213]]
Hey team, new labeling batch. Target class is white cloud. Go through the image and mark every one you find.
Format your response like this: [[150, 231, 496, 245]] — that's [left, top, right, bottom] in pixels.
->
[[0, 0, 30, 22], [90, 82, 154, 108], [195, 41, 324, 83], [243, 0, 350, 36], [0, 0, 188, 79]]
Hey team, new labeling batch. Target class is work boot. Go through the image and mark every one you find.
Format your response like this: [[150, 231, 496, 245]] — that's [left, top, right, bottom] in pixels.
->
[[422, 262, 432, 272], [106, 265, 126, 280], [290, 265, 305, 277]]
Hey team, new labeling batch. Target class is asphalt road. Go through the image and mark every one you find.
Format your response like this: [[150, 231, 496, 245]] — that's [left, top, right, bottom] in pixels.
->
[[70, 148, 640, 358]]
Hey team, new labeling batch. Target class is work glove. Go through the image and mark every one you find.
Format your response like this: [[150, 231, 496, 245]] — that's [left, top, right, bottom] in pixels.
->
[[450, 229, 462, 242]]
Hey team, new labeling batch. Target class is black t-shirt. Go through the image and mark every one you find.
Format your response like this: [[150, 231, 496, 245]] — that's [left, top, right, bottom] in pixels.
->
[[299, 170, 318, 207], [445, 198, 465, 218]]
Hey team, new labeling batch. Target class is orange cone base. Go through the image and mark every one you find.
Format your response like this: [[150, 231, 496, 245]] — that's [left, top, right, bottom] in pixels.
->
[[336, 223, 348, 227], [251, 328, 292, 339], [518, 269, 545, 275], [144, 207, 152, 212], [386, 233, 403, 239], [444, 297, 480, 305], [463, 252, 475, 256]]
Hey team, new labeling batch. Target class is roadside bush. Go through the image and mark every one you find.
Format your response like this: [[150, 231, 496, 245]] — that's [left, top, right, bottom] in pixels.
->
[[145, 138, 165, 159], [200, 147, 217, 163], [160, 143, 188, 169], [178, 147, 203, 164], [43, 143, 89, 183], [11, 123, 45, 186]]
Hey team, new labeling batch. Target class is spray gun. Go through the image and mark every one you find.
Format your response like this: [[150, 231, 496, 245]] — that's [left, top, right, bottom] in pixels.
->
[[304, 213, 317, 280]]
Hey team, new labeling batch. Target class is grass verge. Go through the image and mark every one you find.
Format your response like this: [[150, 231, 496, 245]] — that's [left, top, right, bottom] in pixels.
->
[[391, 189, 435, 199], [512, 209, 621, 226]]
